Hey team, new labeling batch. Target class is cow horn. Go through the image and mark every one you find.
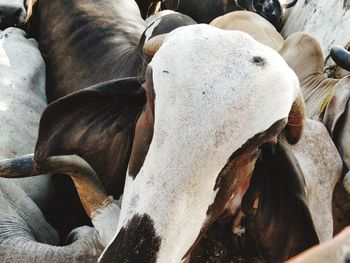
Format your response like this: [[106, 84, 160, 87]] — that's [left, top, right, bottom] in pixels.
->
[[330, 45, 350, 72], [143, 34, 167, 57], [0, 154, 109, 217], [147, 1, 162, 17], [25, 0, 37, 22], [285, 92, 305, 144], [284, 0, 298, 9], [236, 0, 256, 12]]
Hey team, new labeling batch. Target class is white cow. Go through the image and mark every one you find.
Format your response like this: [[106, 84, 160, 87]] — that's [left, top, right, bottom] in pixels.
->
[[95, 24, 306, 263]]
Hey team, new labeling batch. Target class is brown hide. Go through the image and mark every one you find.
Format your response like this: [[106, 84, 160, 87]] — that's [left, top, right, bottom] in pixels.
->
[[210, 11, 284, 51], [128, 68, 155, 178], [280, 32, 350, 169], [279, 32, 324, 85], [324, 76, 350, 169], [37, 0, 146, 102]]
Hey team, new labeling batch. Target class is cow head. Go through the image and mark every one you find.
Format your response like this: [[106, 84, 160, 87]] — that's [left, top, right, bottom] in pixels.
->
[[136, 0, 179, 19], [35, 25, 306, 262], [0, 0, 36, 29], [100, 25, 305, 261], [138, 11, 196, 63]]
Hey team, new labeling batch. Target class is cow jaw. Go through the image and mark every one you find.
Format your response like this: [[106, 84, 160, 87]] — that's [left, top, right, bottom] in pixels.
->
[[100, 24, 301, 262]]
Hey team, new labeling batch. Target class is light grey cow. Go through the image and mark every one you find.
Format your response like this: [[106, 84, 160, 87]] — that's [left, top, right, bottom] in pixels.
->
[[0, 27, 121, 262]]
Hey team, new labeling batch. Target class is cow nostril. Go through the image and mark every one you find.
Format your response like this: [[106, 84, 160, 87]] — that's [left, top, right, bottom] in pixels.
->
[[13, 8, 23, 18]]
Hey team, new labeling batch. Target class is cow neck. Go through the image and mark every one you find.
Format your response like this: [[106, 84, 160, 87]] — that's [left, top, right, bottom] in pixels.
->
[[38, 0, 147, 101], [301, 74, 338, 119]]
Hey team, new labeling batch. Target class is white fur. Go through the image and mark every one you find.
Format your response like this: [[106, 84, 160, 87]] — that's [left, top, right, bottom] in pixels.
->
[[0, 27, 49, 210], [91, 199, 121, 247], [144, 18, 162, 43], [282, 0, 350, 56], [102, 24, 301, 262], [286, 119, 343, 242]]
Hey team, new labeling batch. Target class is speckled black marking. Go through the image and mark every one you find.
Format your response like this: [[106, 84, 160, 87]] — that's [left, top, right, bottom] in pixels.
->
[[251, 56, 266, 67], [99, 214, 161, 263]]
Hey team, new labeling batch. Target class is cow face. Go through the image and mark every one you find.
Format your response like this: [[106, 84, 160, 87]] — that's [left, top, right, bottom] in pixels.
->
[[0, 0, 36, 29], [99, 25, 303, 262]]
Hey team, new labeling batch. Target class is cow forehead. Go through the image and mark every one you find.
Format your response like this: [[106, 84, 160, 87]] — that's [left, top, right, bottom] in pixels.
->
[[149, 25, 299, 149]]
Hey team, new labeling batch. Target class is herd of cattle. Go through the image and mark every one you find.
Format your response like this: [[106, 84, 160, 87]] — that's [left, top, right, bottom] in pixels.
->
[[0, 0, 349, 262]]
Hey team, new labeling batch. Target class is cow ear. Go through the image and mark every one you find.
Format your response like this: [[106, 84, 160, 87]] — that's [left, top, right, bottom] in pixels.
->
[[323, 76, 350, 136], [242, 142, 319, 262], [35, 78, 146, 197], [323, 76, 350, 169]]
